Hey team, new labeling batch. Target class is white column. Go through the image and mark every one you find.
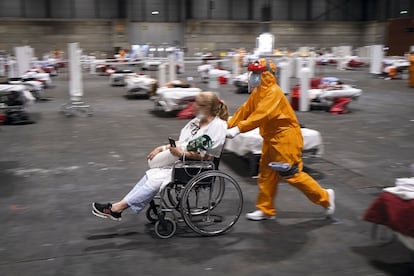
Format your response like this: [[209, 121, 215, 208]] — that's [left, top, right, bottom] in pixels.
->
[[308, 57, 315, 78], [208, 70, 219, 89], [296, 57, 305, 78], [299, 67, 310, 112], [68, 43, 83, 102], [369, 45, 384, 74], [8, 59, 17, 78], [168, 53, 176, 82], [89, 57, 96, 74], [176, 50, 184, 74], [0, 56, 5, 77], [340, 46, 352, 57], [279, 61, 289, 97], [15, 46, 32, 76], [232, 54, 241, 76], [287, 57, 294, 78], [337, 57, 347, 70], [158, 63, 167, 87]]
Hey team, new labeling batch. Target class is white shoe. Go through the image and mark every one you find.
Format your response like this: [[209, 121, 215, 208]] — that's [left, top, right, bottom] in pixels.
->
[[325, 189, 335, 217], [246, 210, 275, 221]]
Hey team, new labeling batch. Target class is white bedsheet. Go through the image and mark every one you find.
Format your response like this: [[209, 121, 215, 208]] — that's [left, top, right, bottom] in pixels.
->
[[209, 69, 231, 78], [309, 84, 362, 101], [383, 177, 414, 200], [125, 75, 157, 92], [155, 87, 202, 112], [225, 127, 323, 157]]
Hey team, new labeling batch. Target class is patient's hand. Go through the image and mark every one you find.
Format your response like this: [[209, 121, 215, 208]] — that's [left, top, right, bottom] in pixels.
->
[[169, 146, 183, 157], [147, 146, 163, 160]]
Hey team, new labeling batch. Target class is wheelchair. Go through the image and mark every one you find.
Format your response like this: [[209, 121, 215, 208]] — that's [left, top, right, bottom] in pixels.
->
[[146, 156, 244, 238]]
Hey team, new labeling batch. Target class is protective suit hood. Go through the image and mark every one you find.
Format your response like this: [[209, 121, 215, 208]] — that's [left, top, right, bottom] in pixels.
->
[[249, 58, 278, 93]]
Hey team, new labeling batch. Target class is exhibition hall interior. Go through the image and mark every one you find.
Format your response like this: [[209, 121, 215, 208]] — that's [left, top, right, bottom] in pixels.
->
[[1, 0, 414, 275]]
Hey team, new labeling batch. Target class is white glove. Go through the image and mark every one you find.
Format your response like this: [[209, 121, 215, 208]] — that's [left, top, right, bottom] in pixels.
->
[[226, 126, 240, 139]]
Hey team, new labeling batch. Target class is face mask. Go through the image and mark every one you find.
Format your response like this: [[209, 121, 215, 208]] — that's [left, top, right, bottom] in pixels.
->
[[196, 112, 206, 120], [248, 72, 261, 91]]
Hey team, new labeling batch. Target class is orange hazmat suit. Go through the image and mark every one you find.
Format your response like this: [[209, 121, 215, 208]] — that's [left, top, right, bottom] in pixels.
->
[[409, 52, 414, 88], [228, 59, 330, 216]]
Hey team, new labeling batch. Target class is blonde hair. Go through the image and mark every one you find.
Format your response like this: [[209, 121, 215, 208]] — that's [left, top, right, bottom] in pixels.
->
[[197, 91, 229, 121]]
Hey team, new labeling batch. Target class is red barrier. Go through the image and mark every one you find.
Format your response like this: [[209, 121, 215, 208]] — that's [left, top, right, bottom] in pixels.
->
[[290, 85, 300, 111], [218, 76, 228, 85]]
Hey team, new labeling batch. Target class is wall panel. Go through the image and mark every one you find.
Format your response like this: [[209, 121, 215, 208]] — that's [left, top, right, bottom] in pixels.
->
[[25, 0, 47, 18], [51, 0, 72, 18], [290, 0, 307, 21], [232, 0, 249, 20], [0, 20, 113, 56], [99, 0, 118, 18], [145, 0, 165, 22], [168, 0, 181, 22], [272, 0, 289, 21], [386, 18, 414, 55], [312, 0, 326, 20], [0, 1, 20, 17], [128, 22, 183, 45], [74, 0, 95, 18], [346, 0, 363, 21], [211, 0, 229, 20], [192, 0, 209, 20]]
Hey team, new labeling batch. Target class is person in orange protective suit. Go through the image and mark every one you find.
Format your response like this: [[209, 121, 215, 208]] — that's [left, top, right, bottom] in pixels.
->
[[408, 51, 414, 88], [226, 58, 335, 220]]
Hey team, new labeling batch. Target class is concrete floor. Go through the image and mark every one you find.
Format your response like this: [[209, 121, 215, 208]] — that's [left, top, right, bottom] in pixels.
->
[[1, 63, 414, 275]]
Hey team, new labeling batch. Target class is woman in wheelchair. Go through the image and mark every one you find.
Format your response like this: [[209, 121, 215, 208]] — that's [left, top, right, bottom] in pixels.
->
[[92, 91, 229, 221]]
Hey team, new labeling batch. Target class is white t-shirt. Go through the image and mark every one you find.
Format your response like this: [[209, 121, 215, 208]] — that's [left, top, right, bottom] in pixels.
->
[[178, 116, 227, 158], [146, 116, 227, 191]]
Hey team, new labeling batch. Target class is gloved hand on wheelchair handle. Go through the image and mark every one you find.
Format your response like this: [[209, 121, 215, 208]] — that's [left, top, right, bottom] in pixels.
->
[[226, 126, 240, 139]]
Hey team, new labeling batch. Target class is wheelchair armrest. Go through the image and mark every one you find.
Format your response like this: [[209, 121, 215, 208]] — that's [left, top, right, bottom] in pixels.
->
[[171, 160, 216, 184], [172, 159, 216, 170]]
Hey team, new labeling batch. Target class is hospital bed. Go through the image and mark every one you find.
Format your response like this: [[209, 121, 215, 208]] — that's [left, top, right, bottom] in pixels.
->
[[224, 126, 323, 176], [0, 84, 34, 124], [364, 177, 414, 252], [153, 85, 202, 113], [124, 74, 158, 98]]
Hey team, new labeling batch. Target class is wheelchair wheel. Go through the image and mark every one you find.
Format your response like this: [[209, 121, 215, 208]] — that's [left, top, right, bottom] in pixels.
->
[[146, 205, 159, 223], [180, 170, 243, 236], [164, 184, 184, 210], [154, 217, 176, 239]]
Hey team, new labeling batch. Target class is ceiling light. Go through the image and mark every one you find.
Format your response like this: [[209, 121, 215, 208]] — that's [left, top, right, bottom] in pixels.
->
[[151, 11, 159, 15], [400, 10, 408, 14]]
